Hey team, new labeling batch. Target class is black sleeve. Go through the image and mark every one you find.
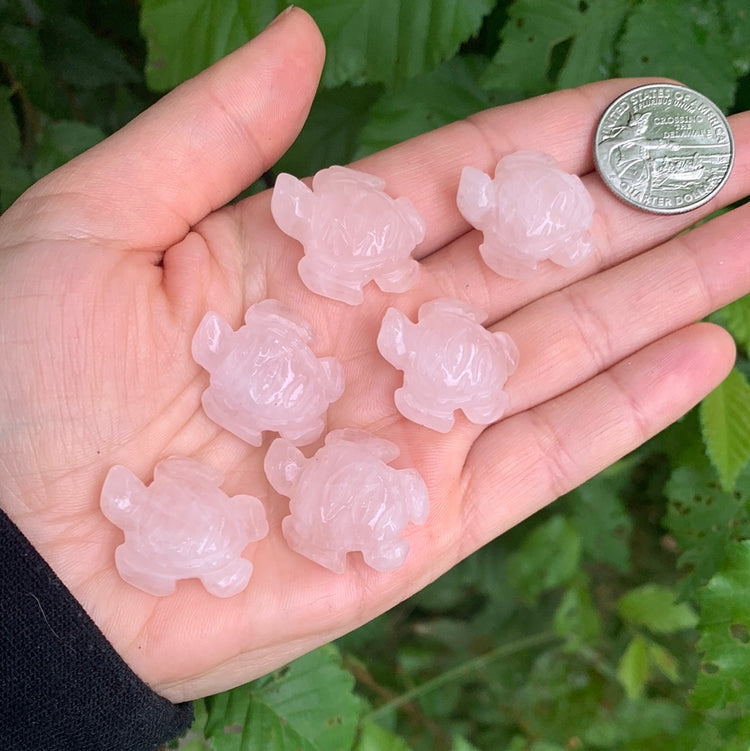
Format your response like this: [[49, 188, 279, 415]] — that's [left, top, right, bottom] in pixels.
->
[[0, 508, 194, 751]]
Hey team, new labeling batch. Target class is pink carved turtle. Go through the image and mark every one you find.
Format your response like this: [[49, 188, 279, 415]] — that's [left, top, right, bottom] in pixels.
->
[[271, 166, 426, 305], [264, 429, 429, 573], [192, 299, 344, 447], [377, 298, 518, 433], [457, 150, 595, 278], [100, 456, 268, 597]]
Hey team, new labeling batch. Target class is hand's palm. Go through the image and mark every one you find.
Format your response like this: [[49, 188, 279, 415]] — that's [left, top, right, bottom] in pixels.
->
[[1, 10, 748, 702]]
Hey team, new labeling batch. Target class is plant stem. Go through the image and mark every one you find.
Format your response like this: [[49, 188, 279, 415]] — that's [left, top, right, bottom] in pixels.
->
[[363, 630, 560, 723]]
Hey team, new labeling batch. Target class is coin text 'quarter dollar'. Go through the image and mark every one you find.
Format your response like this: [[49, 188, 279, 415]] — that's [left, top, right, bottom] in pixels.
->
[[594, 84, 734, 214]]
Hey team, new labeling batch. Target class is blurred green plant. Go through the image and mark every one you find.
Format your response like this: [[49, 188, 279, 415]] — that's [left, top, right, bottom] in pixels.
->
[[2, 0, 749, 748]]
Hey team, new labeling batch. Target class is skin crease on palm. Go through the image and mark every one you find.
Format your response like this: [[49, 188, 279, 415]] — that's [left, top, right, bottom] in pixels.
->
[[0, 7, 749, 703]]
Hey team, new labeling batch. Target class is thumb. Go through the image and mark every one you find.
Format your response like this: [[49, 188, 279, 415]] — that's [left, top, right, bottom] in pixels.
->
[[4, 7, 325, 249]]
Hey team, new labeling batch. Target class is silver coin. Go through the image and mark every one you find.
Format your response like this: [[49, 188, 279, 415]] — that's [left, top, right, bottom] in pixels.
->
[[594, 83, 734, 214]]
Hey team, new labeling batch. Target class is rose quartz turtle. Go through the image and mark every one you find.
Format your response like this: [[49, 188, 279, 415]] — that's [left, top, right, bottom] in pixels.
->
[[192, 299, 344, 447], [457, 150, 595, 278], [100, 456, 268, 597], [264, 429, 429, 573], [377, 298, 518, 433], [271, 165, 426, 305]]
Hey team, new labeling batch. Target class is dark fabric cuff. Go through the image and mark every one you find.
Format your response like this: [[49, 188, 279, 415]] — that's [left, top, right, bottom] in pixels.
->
[[1, 508, 193, 750]]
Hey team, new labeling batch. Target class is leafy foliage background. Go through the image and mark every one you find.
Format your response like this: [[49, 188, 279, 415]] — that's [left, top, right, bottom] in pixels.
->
[[2, 0, 750, 748]]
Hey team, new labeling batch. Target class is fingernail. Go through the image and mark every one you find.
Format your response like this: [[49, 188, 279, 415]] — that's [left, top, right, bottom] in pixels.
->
[[265, 5, 295, 30]]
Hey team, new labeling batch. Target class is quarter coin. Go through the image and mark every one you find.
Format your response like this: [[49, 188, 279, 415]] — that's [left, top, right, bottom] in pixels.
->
[[594, 83, 734, 214]]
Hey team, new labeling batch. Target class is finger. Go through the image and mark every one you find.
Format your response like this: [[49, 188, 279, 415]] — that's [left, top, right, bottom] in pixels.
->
[[457, 322, 735, 556], [351, 78, 660, 254], [4, 8, 325, 250], [490, 198, 750, 420], [354, 80, 749, 268], [406, 107, 750, 323]]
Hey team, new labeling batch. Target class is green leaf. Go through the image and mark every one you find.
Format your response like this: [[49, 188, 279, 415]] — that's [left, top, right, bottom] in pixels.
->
[[481, 0, 626, 97], [507, 515, 581, 604], [513, 647, 608, 740], [565, 469, 633, 574], [0, 23, 68, 118], [0, 86, 20, 167], [451, 735, 481, 751], [354, 722, 413, 751], [415, 672, 462, 719], [581, 698, 686, 747], [664, 465, 750, 592], [314, 0, 494, 88], [718, 0, 750, 77], [188, 695, 208, 736], [553, 576, 601, 650], [0, 165, 33, 212], [617, 635, 650, 700], [174, 740, 211, 751], [276, 84, 381, 178], [408, 535, 513, 616], [40, 14, 140, 89], [204, 645, 363, 751], [647, 641, 681, 684], [617, 0, 737, 111], [501, 736, 566, 751], [0, 86, 29, 209], [700, 367, 750, 491], [717, 294, 750, 353], [502, 736, 566, 751], [354, 56, 491, 158], [556, 0, 629, 88], [140, 0, 268, 91], [33, 121, 106, 179], [692, 540, 750, 711], [617, 583, 699, 634], [140, 0, 492, 92]]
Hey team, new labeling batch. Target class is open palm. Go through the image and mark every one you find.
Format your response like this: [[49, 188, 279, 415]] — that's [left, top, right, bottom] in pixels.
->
[[1, 9, 748, 704]]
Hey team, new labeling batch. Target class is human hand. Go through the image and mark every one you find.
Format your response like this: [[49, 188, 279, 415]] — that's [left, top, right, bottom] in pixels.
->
[[1, 8, 748, 703]]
